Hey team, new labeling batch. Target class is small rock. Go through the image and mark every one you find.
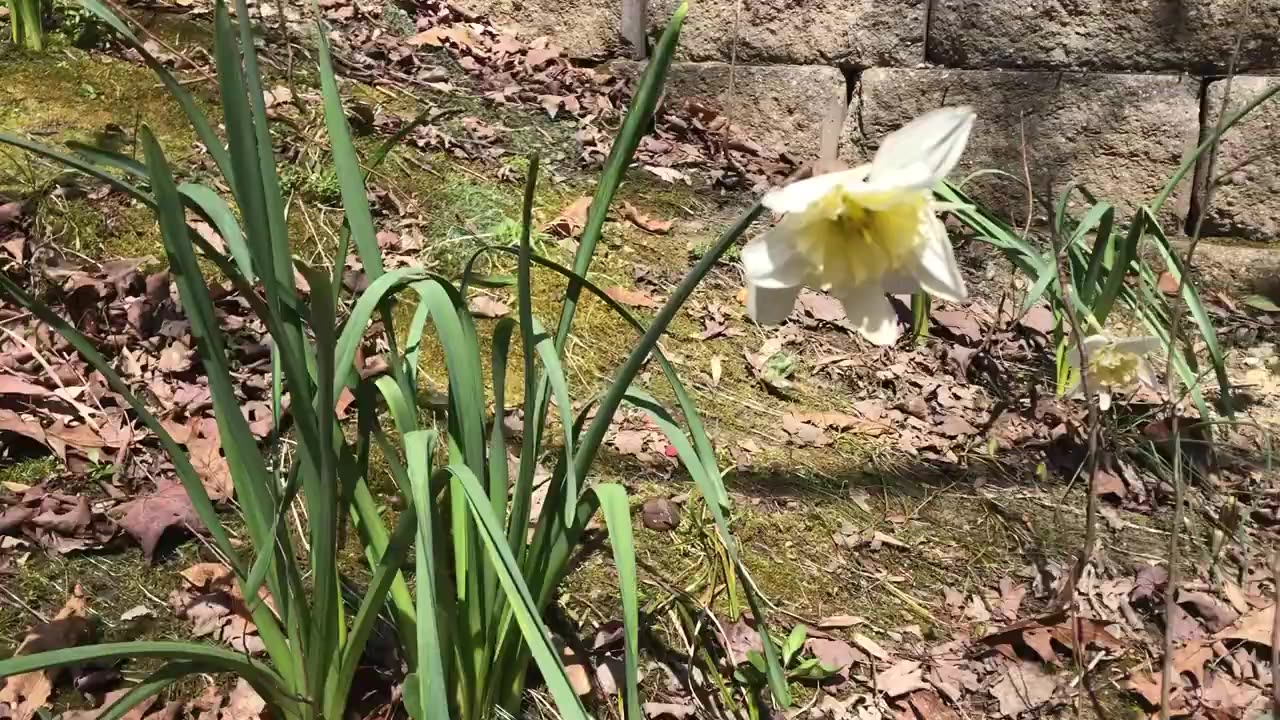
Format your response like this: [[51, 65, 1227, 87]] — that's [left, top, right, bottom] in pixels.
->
[[641, 497, 681, 531]]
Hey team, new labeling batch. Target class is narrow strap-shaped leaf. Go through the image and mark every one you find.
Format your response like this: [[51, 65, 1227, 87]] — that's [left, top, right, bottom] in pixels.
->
[[450, 463, 591, 720], [333, 267, 431, 398], [406, 431, 453, 719], [326, 507, 418, 720], [622, 392, 790, 705], [178, 183, 255, 282], [1079, 205, 1115, 307], [0, 132, 151, 205], [1142, 209, 1231, 413], [593, 484, 642, 720], [314, 19, 383, 279], [76, 0, 234, 182], [65, 141, 148, 179], [94, 662, 203, 720], [0, 642, 292, 711]]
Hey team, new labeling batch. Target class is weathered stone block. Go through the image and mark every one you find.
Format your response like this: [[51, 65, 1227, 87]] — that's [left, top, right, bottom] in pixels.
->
[[453, 0, 624, 59], [928, 0, 1280, 73], [1202, 76, 1280, 242], [614, 62, 846, 159], [648, 0, 925, 66], [844, 68, 1201, 231]]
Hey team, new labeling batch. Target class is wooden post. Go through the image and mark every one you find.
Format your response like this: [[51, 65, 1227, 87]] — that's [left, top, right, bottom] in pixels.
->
[[622, 0, 648, 59]]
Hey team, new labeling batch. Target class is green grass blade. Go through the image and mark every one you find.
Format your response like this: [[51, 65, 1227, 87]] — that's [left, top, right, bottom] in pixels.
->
[[328, 507, 418, 719], [0, 643, 292, 710], [178, 183, 255, 282], [94, 662, 201, 720], [315, 23, 383, 278], [553, 1, 688, 351], [0, 133, 151, 206], [76, 0, 233, 181], [450, 464, 591, 720], [1079, 205, 1115, 307], [65, 141, 148, 179], [573, 199, 764, 480], [1142, 209, 1231, 412], [1151, 83, 1280, 216], [334, 267, 431, 397], [593, 484, 642, 720], [406, 431, 453, 720]]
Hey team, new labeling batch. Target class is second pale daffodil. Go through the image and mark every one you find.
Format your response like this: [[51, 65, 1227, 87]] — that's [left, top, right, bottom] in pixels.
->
[[743, 106, 976, 345], [1067, 334, 1160, 410]]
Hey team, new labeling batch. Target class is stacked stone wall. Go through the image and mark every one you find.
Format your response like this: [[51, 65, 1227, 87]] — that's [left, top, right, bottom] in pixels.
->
[[457, 0, 1280, 243]]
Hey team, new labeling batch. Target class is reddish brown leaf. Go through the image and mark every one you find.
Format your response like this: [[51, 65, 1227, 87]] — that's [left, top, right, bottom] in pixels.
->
[[620, 202, 673, 234], [468, 295, 510, 319], [545, 197, 592, 238], [604, 286, 660, 309], [112, 480, 207, 562]]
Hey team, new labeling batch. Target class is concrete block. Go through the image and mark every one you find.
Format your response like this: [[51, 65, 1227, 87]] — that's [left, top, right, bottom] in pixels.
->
[[928, 0, 1280, 73], [614, 62, 847, 159], [1201, 75, 1280, 242], [647, 0, 926, 66], [844, 68, 1201, 231]]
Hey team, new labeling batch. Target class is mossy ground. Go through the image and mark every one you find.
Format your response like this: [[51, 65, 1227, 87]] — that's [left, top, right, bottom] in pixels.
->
[[0, 24, 1180, 720]]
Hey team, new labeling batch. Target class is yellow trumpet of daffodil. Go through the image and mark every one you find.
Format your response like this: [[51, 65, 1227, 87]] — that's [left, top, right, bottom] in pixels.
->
[[743, 106, 976, 345]]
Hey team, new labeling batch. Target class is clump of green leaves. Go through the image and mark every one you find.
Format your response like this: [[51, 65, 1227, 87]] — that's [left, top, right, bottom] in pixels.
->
[[0, 2, 794, 720], [7, 0, 45, 49]]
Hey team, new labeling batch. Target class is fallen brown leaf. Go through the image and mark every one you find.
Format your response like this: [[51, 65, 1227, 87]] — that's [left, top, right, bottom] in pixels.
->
[[877, 659, 927, 698], [620, 202, 673, 234], [467, 295, 510, 319], [604, 286, 660, 309], [990, 660, 1056, 717], [0, 587, 93, 720], [112, 480, 207, 562], [545, 197, 592, 238]]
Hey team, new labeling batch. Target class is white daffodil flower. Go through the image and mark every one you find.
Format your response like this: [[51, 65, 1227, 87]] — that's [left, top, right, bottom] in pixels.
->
[[742, 106, 976, 345], [1066, 334, 1161, 410]]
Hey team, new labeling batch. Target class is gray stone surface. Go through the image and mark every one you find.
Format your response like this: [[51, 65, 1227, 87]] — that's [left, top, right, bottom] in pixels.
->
[[613, 62, 846, 159], [647, 0, 925, 66], [1202, 76, 1280, 242], [452, 0, 624, 59], [928, 0, 1280, 73], [844, 68, 1202, 231]]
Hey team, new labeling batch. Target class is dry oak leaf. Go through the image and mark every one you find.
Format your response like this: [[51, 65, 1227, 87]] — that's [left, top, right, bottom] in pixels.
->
[[620, 202, 673, 234], [545, 197, 592, 239], [877, 659, 927, 698], [1213, 603, 1274, 647], [604, 286, 661, 309], [62, 689, 158, 720], [219, 679, 266, 720], [111, 480, 207, 562], [0, 587, 92, 720], [990, 660, 1057, 717], [186, 419, 233, 502]]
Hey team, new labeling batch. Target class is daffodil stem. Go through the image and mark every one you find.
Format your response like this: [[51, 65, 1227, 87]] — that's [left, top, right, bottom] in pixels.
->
[[1042, 181, 1102, 616], [909, 292, 930, 344]]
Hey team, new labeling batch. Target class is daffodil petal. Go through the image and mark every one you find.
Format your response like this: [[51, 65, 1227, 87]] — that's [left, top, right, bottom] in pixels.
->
[[742, 217, 812, 287], [1113, 336, 1161, 356], [1098, 391, 1112, 411], [1082, 335, 1112, 355], [908, 215, 967, 302], [833, 284, 900, 346], [746, 280, 801, 326], [762, 166, 871, 214], [870, 106, 975, 190]]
